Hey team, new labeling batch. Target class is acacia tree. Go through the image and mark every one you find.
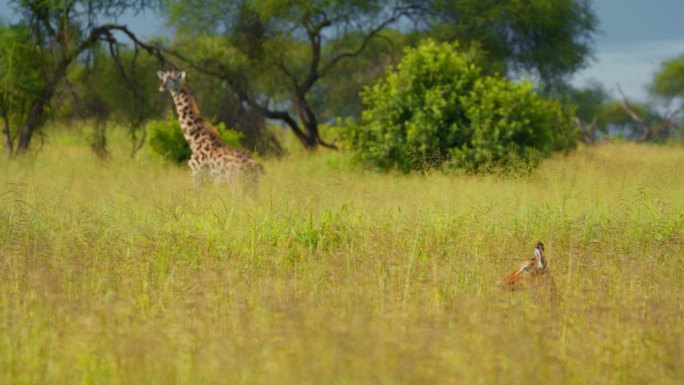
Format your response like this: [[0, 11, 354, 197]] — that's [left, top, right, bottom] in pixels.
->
[[598, 55, 684, 142], [563, 80, 682, 143], [430, 0, 598, 92], [166, 0, 426, 150], [651, 54, 684, 103], [165, 0, 597, 150], [3, 0, 164, 154], [650, 54, 684, 138], [606, 55, 684, 142]]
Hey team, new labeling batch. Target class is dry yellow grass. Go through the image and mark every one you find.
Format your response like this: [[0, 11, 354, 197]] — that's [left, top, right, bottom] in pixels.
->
[[1, 129, 683, 384]]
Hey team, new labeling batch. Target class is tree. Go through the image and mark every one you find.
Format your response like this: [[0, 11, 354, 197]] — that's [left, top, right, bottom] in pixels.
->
[[562, 82, 679, 143], [612, 86, 681, 142], [651, 54, 684, 102], [590, 54, 684, 143], [155, 38, 283, 155], [650, 54, 684, 138], [311, 29, 410, 121], [164, 0, 596, 151], [3, 0, 165, 154], [429, 0, 598, 92], [341, 40, 577, 173], [0, 23, 45, 157], [165, 0, 426, 150], [65, 47, 165, 156]]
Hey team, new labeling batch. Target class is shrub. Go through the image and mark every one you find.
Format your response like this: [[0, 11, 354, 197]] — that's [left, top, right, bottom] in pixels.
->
[[148, 113, 243, 163], [341, 40, 577, 173]]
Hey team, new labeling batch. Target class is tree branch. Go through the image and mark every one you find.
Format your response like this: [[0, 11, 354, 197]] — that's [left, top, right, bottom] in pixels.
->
[[298, 28, 322, 94], [159, 46, 317, 147], [574, 115, 598, 144], [616, 84, 650, 142], [275, 61, 300, 89], [86, 24, 170, 67], [157, 46, 225, 77], [319, 5, 420, 77]]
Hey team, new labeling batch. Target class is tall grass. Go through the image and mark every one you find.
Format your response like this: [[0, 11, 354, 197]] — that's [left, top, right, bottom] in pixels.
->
[[1, 128, 683, 384]]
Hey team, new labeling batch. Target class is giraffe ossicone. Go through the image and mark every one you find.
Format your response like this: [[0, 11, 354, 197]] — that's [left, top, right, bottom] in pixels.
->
[[157, 69, 263, 188]]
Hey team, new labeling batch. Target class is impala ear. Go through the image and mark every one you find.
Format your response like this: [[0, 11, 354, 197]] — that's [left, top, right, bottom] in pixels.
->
[[534, 241, 547, 268], [156, 70, 165, 80], [534, 241, 543, 256]]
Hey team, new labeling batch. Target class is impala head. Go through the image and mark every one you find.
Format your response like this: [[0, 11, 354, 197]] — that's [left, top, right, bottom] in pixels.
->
[[534, 241, 546, 268], [157, 69, 185, 93]]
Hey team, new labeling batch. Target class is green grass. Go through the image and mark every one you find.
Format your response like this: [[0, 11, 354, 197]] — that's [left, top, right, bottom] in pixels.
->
[[1, 127, 683, 384]]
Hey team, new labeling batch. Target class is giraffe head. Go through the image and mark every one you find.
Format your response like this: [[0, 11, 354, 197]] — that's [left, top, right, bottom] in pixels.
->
[[534, 241, 546, 269], [157, 69, 185, 93]]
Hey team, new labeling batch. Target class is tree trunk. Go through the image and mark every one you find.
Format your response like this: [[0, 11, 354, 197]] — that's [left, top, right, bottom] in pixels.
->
[[574, 116, 598, 144], [2, 112, 12, 157], [16, 62, 68, 152], [617, 100, 651, 142], [294, 94, 336, 150], [616, 85, 652, 142], [91, 120, 109, 159], [17, 97, 48, 152], [283, 114, 317, 150]]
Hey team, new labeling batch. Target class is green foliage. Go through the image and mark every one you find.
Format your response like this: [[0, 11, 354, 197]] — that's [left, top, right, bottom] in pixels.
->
[[76, 48, 162, 124], [166, 0, 597, 136], [597, 101, 672, 141], [598, 102, 645, 130], [342, 40, 577, 173], [0, 24, 45, 126], [167, 0, 399, 104], [561, 80, 683, 142], [2, 0, 160, 152], [166, 0, 426, 150], [314, 29, 410, 120], [561, 81, 610, 123], [148, 113, 243, 163], [651, 54, 684, 100], [651, 54, 684, 140], [430, 0, 598, 90]]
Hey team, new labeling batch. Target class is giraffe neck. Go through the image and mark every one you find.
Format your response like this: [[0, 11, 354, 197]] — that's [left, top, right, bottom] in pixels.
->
[[170, 86, 210, 149]]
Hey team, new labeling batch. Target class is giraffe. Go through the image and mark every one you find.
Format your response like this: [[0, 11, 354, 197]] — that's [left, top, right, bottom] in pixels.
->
[[500, 241, 558, 299], [157, 69, 262, 187]]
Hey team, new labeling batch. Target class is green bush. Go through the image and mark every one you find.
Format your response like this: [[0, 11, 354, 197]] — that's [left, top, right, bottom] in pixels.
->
[[341, 40, 578, 173], [148, 113, 243, 163]]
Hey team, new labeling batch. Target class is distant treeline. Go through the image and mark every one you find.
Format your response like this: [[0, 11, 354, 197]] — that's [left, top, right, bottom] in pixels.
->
[[0, 0, 682, 159]]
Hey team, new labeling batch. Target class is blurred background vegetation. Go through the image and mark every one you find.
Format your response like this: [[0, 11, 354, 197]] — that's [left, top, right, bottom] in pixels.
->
[[0, 0, 682, 168]]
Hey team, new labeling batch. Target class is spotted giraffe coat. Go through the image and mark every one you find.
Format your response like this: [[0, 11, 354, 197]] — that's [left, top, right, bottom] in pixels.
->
[[158, 70, 262, 186]]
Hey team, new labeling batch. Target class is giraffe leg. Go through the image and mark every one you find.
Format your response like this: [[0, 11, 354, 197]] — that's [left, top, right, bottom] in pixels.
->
[[218, 163, 259, 197], [189, 156, 209, 187], [243, 167, 260, 196], [191, 171, 205, 188], [210, 164, 229, 185]]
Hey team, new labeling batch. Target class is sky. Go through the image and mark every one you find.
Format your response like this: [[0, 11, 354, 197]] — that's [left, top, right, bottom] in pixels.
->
[[571, 0, 684, 101], [1, 0, 683, 102]]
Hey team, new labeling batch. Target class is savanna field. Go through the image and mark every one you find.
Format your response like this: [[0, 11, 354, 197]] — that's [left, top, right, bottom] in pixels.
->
[[1, 128, 683, 385]]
